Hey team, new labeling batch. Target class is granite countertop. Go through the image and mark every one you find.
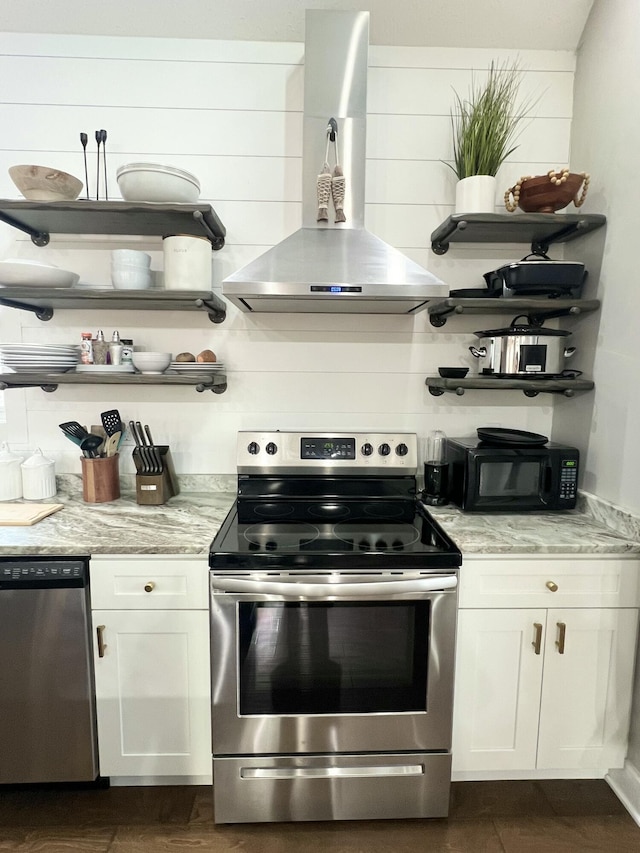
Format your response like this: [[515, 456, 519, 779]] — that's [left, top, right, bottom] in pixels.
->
[[0, 477, 236, 556], [0, 478, 638, 558], [428, 504, 640, 555]]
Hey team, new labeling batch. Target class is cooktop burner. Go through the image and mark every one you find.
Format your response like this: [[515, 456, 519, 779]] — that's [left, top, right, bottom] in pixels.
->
[[243, 522, 320, 550], [333, 521, 421, 550]]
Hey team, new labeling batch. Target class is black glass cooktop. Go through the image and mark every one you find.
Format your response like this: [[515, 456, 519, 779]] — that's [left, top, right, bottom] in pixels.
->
[[210, 502, 461, 571]]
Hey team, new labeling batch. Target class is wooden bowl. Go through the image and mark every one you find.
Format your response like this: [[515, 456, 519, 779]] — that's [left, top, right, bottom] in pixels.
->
[[511, 173, 587, 213], [9, 165, 83, 201]]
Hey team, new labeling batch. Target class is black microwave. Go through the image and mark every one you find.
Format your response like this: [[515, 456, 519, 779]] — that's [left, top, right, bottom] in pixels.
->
[[445, 437, 579, 512]]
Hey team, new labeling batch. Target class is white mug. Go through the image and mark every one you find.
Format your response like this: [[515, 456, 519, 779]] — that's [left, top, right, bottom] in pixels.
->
[[163, 235, 212, 291]]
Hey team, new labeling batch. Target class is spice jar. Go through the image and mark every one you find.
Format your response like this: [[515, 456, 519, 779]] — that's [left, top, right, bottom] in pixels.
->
[[92, 329, 109, 366], [0, 442, 24, 501], [21, 448, 57, 501]]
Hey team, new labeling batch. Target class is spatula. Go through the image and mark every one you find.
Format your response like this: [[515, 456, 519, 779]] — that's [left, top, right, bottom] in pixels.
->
[[101, 409, 122, 458], [59, 421, 90, 442]]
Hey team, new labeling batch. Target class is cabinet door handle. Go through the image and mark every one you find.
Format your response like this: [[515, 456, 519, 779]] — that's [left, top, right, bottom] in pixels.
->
[[144, 582, 155, 593], [546, 580, 558, 592], [555, 622, 566, 655], [96, 624, 107, 658], [532, 622, 543, 655]]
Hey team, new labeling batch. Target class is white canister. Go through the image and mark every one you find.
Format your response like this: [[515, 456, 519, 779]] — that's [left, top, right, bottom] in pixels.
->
[[0, 442, 24, 501], [163, 234, 212, 290], [21, 448, 57, 501]]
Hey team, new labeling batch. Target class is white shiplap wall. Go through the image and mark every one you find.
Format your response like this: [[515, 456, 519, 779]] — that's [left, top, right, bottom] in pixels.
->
[[0, 34, 576, 474]]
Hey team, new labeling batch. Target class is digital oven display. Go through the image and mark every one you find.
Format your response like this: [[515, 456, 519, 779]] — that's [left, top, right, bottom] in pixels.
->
[[301, 437, 356, 460]]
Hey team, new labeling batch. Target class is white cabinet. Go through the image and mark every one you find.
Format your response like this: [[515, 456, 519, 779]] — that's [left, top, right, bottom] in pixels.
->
[[453, 555, 640, 780], [90, 556, 211, 782]]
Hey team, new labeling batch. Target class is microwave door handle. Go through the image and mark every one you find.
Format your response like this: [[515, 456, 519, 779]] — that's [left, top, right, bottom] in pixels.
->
[[211, 575, 457, 597], [541, 464, 554, 502]]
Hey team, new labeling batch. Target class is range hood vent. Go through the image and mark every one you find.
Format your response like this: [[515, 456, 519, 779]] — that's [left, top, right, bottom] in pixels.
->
[[222, 10, 448, 315]]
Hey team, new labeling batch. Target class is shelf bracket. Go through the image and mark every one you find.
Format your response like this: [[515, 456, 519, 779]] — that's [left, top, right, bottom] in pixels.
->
[[429, 304, 466, 327], [0, 296, 54, 321], [531, 219, 592, 255], [193, 209, 225, 250], [194, 297, 226, 324], [0, 210, 50, 246], [196, 380, 227, 394], [431, 219, 469, 255]]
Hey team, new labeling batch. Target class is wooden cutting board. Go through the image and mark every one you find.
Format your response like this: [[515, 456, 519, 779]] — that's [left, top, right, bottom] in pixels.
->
[[0, 503, 64, 526]]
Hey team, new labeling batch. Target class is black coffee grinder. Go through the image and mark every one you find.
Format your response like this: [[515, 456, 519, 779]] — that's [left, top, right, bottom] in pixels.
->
[[422, 429, 449, 506]]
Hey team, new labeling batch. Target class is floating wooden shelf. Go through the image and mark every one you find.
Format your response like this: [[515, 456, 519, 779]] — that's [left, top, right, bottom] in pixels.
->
[[427, 297, 601, 327], [425, 376, 594, 398], [430, 213, 606, 255], [0, 372, 227, 394], [0, 287, 226, 323], [0, 200, 226, 249]]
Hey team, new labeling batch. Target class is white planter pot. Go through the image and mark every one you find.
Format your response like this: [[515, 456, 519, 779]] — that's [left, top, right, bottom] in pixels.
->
[[455, 175, 497, 214]]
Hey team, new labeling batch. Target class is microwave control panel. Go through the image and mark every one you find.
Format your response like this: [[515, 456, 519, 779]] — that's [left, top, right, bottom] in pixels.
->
[[560, 459, 578, 500]]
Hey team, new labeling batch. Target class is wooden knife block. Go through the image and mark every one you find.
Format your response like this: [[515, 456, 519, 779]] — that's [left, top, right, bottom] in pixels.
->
[[133, 446, 179, 506]]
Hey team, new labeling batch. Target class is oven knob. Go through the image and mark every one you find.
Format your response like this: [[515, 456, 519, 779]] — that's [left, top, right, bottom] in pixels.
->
[[247, 442, 260, 455], [361, 442, 373, 456], [379, 443, 391, 456], [396, 443, 408, 456], [265, 442, 278, 455]]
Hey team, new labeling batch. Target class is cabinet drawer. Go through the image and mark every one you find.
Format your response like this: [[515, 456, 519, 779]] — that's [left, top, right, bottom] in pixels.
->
[[90, 556, 208, 609], [459, 555, 640, 609]]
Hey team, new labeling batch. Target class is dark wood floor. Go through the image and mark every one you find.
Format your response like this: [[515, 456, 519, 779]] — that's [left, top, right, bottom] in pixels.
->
[[0, 780, 638, 851]]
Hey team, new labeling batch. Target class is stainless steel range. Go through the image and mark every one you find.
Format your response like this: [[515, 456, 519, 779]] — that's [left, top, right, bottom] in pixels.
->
[[209, 431, 461, 823]]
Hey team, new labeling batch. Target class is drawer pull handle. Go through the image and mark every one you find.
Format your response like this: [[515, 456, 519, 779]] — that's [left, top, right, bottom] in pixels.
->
[[555, 622, 566, 655], [532, 622, 543, 655], [96, 624, 107, 658], [144, 582, 155, 593], [546, 580, 558, 592]]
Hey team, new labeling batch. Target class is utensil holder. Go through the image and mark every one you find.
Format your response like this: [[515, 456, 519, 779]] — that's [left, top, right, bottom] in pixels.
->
[[133, 446, 179, 505], [81, 453, 120, 503]]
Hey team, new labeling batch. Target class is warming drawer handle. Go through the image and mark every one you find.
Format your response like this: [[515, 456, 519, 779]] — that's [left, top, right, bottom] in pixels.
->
[[211, 576, 457, 597], [96, 624, 107, 658], [241, 764, 425, 780]]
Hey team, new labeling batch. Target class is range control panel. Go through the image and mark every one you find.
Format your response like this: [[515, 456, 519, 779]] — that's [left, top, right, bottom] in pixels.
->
[[238, 431, 418, 475]]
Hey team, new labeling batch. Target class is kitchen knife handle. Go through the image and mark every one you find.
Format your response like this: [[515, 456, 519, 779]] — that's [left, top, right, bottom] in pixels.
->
[[97, 624, 107, 658]]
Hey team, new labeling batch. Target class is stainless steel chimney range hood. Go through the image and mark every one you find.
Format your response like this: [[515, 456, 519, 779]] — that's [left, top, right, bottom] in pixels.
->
[[222, 10, 448, 315]]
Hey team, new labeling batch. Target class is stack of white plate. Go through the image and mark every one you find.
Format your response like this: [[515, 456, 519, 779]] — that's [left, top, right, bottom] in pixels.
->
[[0, 343, 79, 373], [168, 361, 225, 375]]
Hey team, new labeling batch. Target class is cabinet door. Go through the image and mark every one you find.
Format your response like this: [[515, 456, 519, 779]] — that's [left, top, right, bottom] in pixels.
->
[[537, 607, 639, 771], [453, 608, 546, 773], [92, 609, 211, 777]]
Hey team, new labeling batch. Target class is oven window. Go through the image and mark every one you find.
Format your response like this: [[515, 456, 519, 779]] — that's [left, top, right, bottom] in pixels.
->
[[479, 460, 541, 497], [237, 601, 429, 715]]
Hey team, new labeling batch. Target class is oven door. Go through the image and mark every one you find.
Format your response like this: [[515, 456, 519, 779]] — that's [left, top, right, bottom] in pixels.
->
[[210, 571, 458, 755]]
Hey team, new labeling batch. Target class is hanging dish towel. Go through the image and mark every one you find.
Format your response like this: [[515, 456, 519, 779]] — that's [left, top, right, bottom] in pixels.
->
[[317, 122, 346, 223]]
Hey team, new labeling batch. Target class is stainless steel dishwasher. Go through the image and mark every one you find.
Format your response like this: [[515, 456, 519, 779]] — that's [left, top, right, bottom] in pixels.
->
[[0, 557, 99, 784]]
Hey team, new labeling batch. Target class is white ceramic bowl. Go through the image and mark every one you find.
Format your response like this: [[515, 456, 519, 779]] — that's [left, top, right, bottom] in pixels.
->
[[0, 258, 80, 288], [9, 165, 83, 201], [111, 249, 151, 268], [116, 163, 200, 203], [111, 266, 153, 290], [132, 351, 172, 374]]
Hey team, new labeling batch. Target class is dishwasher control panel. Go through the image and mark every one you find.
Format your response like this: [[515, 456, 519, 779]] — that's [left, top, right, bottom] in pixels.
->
[[0, 560, 87, 587]]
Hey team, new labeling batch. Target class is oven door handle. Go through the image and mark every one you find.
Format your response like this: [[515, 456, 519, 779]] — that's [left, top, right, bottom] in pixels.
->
[[210, 575, 457, 597]]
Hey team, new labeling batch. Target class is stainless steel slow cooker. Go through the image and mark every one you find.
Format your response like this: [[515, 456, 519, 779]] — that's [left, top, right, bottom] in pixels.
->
[[469, 316, 577, 377]]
